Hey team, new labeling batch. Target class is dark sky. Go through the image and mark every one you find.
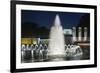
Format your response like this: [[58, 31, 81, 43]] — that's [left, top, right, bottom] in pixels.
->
[[21, 10, 87, 29]]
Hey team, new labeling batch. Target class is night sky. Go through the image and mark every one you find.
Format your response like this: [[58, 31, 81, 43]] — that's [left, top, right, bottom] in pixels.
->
[[21, 10, 87, 29]]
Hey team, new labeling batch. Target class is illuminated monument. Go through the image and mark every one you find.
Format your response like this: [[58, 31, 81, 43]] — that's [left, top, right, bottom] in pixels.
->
[[72, 27, 88, 42], [21, 14, 89, 62], [48, 14, 66, 60]]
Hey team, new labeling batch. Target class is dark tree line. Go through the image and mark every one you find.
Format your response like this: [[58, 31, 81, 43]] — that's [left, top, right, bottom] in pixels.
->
[[21, 22, 50, 38]]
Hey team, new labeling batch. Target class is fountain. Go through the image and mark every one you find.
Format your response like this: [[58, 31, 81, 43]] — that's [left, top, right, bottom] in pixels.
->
[[65, 44, 83, 57], [21, 14, 84, 63], [48, 14, 66, 61]]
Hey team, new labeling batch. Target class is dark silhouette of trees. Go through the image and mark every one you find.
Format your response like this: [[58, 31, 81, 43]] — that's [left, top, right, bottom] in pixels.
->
[[21, 22, 50, 38]]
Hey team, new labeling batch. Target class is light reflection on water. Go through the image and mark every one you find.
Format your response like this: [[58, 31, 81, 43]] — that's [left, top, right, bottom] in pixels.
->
[[21, 47, 90, 63]]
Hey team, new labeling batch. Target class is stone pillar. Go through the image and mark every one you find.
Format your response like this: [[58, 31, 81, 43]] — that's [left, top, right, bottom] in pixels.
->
[[72, 27, 77, 42], [78, 27, 82, 41], [84, 27, 87, 41]]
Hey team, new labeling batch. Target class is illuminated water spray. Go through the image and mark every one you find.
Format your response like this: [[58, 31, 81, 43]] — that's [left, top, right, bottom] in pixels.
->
[[48, 14, 66, 60]]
